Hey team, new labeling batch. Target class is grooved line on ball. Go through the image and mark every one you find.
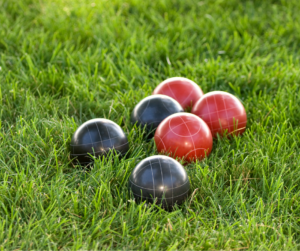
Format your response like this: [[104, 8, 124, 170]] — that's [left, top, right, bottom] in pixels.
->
[[129, 178, 190, 191], [221, 96, 230, 129], [168, 160, 174, 206], [200, 106, 243, 117], [70, 142, 129, 156], [95, 122, 103, 147], [138, 99, 151, 119], [132, 189, 189, 200], [156, 118, 201, 152], [184, 147, 207, 160], [213, 94, 223, 131], [202, 95, 247, 135], [155, 120, 196, 147], [131, 158, 185, 179], [179, 117, 197, 157], [158, 159, 165, 203], [167, 80, 199, 108], [105, 125, 113, 147], [130, 161, 162, 177], [181, 88, 194, 107], [149, 160, 155, 199], [70, 135, 127, 146], [86, 125, 94, 147], [167, 83, 178, 101], [205, 96, 213, 125], [155, 135, 167, 150], [168, 118, 201, 137], [161, 99, 172, 114]]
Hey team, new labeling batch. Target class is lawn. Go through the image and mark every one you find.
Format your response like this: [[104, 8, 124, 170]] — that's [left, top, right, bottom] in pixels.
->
[[1, 0, 300, 249]]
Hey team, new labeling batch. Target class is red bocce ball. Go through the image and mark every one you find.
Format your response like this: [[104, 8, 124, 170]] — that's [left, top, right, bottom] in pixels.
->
[[153, 77, 204, 110], [191, 91, 247, 137], [154, 113, 213, 162]]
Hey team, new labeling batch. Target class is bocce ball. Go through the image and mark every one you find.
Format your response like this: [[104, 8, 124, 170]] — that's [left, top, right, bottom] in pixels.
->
[[129, 155, 190, 209], [152, 77, 204, 110], [70, 118, 129, 165], [131, 94, 183, 136], [154, 113, 213, 162], [191, 91, 247, 137]]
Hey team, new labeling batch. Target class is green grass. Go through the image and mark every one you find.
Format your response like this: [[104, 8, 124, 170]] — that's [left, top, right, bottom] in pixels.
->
[[1, 0, 300, 249]]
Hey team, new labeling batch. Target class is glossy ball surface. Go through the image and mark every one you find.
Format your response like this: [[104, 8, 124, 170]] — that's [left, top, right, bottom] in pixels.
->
[[129, 155, 190, 209], [153, 77, 204, 110], [154, 113, 213, 162], [191, 91, 247, 137], [70, 119, 129, 165], [131, 94, 183, 136]]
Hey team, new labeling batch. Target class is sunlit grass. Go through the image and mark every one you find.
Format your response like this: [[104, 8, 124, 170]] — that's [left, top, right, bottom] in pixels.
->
[[0, 0, 300, 249]]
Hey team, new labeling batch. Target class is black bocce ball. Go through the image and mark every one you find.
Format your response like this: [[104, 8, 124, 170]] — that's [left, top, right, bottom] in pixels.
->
[[129, 155, 190, 209], [70, 118, 129, 166], [131, 94, 183, 136]]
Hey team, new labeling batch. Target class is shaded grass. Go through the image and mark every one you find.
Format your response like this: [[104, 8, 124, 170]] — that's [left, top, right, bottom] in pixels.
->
[[1, 0, 300, 249]]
